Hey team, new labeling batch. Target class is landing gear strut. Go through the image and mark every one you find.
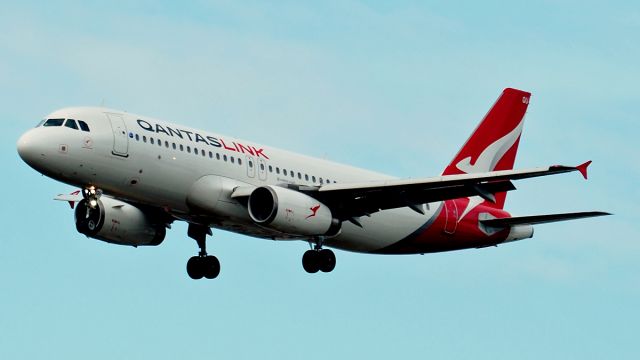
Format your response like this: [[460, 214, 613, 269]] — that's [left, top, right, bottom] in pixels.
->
[[186, 224, 220, 280], [302, 238, 336, 274]]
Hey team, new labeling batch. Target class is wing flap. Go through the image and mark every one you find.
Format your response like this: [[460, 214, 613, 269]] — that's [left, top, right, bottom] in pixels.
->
[[322, 180, 515, 217]]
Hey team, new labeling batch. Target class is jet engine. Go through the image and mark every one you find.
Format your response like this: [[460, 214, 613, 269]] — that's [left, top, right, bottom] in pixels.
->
[[74, 196, 166, 246], [248, 186, 340, 237]]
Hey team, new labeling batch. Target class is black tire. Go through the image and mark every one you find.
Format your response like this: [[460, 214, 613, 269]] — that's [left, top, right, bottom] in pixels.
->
[[203, 256, 221, 279], [302, 250, 320, 273], [186, 256, 204, 280], [319, 249, 336, 273]]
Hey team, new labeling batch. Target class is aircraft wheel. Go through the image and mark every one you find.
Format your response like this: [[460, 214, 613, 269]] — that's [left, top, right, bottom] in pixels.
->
[[203, 256, 221, 279], [186, 256, 204, 280], [319, 249, 336, 273], [302, 250, 320, 273]]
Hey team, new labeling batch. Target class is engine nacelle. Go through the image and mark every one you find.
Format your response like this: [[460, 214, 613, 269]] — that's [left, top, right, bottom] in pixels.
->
[[248, 186, 339, 237], [75, 196, 166, 246]]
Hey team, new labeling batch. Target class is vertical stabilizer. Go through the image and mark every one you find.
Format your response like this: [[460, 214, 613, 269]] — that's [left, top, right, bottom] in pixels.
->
[[442, 88, 531, 209]]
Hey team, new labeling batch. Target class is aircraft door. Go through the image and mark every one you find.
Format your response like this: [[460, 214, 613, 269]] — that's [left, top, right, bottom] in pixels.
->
[[105, 113, 129, 157], [246, 156, 256, 178], [258, 159, 267, 181], [443, 200, 458, 234]]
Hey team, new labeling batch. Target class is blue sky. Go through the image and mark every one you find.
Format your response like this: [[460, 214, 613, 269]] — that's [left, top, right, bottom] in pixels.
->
[[1, 1, 638, 359]]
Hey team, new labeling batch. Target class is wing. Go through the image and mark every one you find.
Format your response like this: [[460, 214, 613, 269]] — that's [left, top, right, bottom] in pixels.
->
[[298, 161, 593, 221]]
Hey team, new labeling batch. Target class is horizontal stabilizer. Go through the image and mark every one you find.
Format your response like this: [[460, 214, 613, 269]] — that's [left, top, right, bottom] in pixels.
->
[[54, 190, 83, 209], [54, 193, 83, 202], [481, 211, 611, 227]]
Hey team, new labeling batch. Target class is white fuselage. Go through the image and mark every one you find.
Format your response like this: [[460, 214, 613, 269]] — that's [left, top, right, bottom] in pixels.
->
[[18, 107, 439, 253]]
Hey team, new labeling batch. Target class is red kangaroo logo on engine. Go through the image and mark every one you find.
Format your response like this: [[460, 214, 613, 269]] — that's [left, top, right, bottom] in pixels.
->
[[306, 205, 321, 219]]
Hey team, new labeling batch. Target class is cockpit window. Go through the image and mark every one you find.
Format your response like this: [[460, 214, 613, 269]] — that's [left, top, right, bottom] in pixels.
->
[[78, 120, 90, 132], [43, 118, 65, 127], [64, 119, 79, 130], [36, 120, 45, 127]]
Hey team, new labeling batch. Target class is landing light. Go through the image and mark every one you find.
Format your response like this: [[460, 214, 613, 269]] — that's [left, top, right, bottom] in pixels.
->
[[89, 199, 98, 208], [83, 186, 102, 200]]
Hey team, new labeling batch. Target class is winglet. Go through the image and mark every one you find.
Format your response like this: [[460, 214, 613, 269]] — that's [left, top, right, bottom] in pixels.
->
[[576, 160, 592, 180]]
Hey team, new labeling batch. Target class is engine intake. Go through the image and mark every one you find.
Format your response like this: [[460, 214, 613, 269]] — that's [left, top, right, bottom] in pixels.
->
[[248, 186, 339, 237], [75, 196, 166, 246]]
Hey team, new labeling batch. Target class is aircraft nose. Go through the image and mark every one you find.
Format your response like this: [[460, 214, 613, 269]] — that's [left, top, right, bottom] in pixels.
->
[[17, 129, 38, 165]]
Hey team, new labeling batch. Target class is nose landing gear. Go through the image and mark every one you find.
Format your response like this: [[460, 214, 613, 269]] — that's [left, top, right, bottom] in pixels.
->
[[186, 224, 220, 280], [82, 186, 102, 208]]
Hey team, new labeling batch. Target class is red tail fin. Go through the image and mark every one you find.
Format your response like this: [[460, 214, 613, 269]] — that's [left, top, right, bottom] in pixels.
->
[[442, 88, 531, 209]]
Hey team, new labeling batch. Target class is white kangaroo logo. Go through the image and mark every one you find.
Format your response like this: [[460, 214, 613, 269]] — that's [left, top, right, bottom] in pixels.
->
[[456, 120, 524, 174], [456, 120, 524, 222]]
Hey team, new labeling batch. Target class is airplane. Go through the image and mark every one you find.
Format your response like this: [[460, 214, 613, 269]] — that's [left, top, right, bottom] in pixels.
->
[[16, 88, 609, 280]]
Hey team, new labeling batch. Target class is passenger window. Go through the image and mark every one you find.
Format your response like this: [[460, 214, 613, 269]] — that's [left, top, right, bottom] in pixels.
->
[[187, 146, 191, 153], [260, 163, 265, 171], [194, 147, 198, 154], [44, 119, 65, 127], [319, 178, 324, 184], [283, 169, 287, 176], [180, 144, 184, 151], [172, 143, 177, 150], [209, 151, 213, 158], [201, 149, 205, 156], [249, 160, 253, 168], [143, 136, 147, 143], [276, 167, 280, 174], [238, 158, 242, 165], [268, 165, 273, 173], [230, 157, 235, 164], [135, 134, 140, 141], [305, 174, 309, 181], [298, 172, 302, 179], [223, 155, 227, 162], [150, 138, 154, 145], [216, 153, 220, 160], [64, 119, 78, 130], [312, 176, 316, 183], [78, 120, 90, 132]]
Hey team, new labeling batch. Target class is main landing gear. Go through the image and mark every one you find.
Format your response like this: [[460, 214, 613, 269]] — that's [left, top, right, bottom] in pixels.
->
[[186, 224, 220, 280], [302, 238, 336, 274]]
